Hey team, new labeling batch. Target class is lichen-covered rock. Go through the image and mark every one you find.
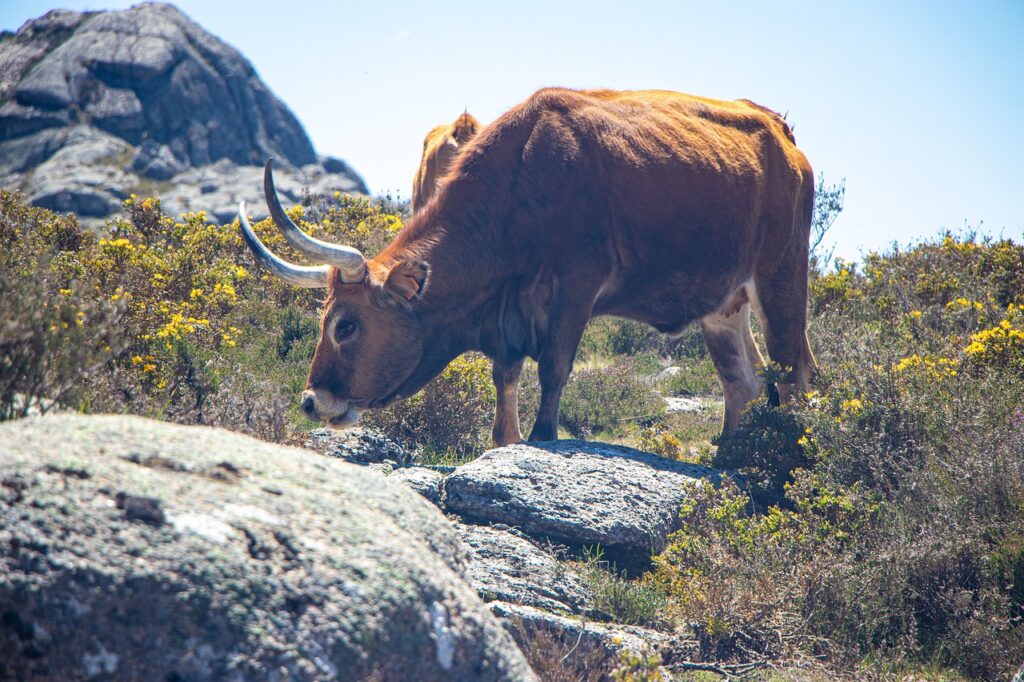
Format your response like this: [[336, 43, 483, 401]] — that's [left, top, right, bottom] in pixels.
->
[[305, 426, 413, 466], [490, 601, 680, 677], [456, 523, 591, 615], [0, 4, 367, 221], [390, 466, 446, 506], [444, 440, 730, 565], [0, 414, 535, 681]]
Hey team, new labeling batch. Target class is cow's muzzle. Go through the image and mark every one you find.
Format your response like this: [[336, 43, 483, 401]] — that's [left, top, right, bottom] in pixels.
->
[[301, 389, 362, 430]]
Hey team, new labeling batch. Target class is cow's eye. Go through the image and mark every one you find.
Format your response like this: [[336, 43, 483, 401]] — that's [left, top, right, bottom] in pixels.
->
[[333, 319, 358, 343]]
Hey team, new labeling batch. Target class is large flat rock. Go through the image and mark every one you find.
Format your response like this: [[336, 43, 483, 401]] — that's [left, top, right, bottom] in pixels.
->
[[445, 441, 729, 563], [0, 414, 535, 681]]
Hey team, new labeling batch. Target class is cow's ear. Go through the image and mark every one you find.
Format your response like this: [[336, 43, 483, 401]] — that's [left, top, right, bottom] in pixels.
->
[[385, 259, 430, 301]]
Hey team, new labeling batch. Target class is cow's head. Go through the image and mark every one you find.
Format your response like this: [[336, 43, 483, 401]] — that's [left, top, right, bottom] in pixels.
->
[[238, 161, 430, 428]]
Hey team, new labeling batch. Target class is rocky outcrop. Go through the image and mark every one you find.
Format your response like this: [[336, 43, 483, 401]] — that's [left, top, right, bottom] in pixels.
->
[[445, 440, 731, 568], [305, 426, 414, 466], [0, 415, 534, 681], [456, 524, 591, 615], [390, 466, 447, 506], [0, 4, 367, 222], [490, 601, 681, 666]]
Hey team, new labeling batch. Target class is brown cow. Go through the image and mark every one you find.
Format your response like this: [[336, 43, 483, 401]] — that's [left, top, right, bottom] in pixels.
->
[[238, 88, 816, 445], [411, 111, 481, 212]]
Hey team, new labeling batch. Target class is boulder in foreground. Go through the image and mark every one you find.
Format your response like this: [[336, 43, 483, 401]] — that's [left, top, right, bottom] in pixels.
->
[[0, 414, 534, 681]]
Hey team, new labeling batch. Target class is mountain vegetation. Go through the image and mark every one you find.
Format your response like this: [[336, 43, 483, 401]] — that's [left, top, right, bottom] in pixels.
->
[[2, 185, 1022, 679]]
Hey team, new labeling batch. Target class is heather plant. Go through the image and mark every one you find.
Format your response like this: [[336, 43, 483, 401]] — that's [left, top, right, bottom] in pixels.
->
[[558, 359, 666, 439], [0, 190, 404, 442], [0, 193, 126, 418], [4, 183, 1024, 678], [651, 232, 1024, 678], [367, 352, 496, 461], [656, 356, 721, 398], [579, 317, 710, 364]]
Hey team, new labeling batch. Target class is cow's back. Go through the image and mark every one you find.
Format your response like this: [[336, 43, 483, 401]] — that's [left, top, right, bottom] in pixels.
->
[[442, 88, 814, 330]]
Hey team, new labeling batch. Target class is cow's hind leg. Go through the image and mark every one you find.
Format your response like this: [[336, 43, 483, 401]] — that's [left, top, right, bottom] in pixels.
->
[[700, 288, 765, 434], [754, 252, 816, 405], [492, 357, 524, 447]]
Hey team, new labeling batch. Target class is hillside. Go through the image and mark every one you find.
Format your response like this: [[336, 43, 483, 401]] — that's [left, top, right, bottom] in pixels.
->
[[2, 188, 1022, 679], [0, 3, 366, 223]]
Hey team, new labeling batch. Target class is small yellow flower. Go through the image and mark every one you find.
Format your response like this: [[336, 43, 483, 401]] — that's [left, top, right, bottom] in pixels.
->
[[839, 398, 865, 417], [894, 355, 922, 372]]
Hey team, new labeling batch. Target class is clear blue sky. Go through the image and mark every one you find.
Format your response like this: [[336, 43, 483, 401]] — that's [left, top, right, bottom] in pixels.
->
[[3, 1, 1023, 260]]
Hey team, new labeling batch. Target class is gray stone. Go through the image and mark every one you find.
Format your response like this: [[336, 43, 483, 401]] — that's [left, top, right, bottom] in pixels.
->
[[0, 414, 536, 681], [0, 4, 368, 221], [490, 601, 679, 676], [444, 440, 730, 564], [653, 366, 682, 383], [1, 4, 315, 167], [0, 10, 87, 104], [663, 396, 705, 414], [456, 523, 591, 615], [21, 126, 135, 217], [0, 127, 68, 174], [390, 466, 446, 506], [129, 140, 184, 180], [305, 426, 414, 466], [90, 85, 147, 140], [156, 159, 367, 225], [0, 99, 68, 139]]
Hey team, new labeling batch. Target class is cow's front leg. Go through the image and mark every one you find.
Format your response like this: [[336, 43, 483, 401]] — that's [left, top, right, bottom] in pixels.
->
[[528, 292, 593, 442], [491, 357, 524, 447]]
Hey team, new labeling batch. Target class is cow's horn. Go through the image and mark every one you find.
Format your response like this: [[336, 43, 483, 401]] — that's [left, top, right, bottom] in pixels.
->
[[237, 201, 329, 288], [263, 159, 367, 283]]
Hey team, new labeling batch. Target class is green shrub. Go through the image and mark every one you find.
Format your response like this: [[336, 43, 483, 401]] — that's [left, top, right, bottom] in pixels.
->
[[649, 233, 1024, 678], [579, 317, 709, 363], [368, 353, 496, 460], [559, 360, 666, 439], [657, 356, 721, 397], [637, 424, 685, 460], [713, 401, 811, 509], [577, 545, 667, 627], [651, 476, 875, 666], [0, 196, 125, 418]]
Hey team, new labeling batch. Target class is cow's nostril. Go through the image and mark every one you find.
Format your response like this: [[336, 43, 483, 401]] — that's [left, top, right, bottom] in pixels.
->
[[300, 393, 315, 417]]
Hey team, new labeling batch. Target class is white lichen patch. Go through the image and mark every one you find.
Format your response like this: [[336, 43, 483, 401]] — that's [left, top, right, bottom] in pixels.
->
[[171, 512, 236, 544], [223, 503, 282, 526], [429, 600, 455, 671]]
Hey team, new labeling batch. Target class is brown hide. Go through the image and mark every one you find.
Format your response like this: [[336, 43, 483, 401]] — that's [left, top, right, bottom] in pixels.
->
[[301, 88, 815, 444], [411, 112, 481, 212]]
